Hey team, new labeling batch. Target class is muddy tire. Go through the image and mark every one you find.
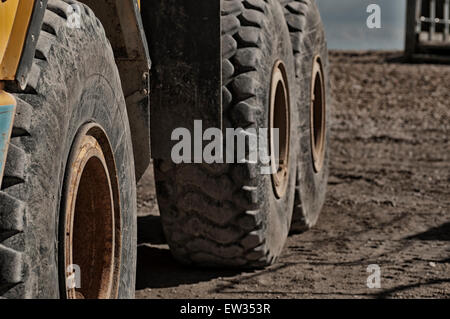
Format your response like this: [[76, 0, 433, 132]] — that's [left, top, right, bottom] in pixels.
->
[[0, 0, 136, 298], [154, 0, 298, 267], [282, 0, 330, 232]]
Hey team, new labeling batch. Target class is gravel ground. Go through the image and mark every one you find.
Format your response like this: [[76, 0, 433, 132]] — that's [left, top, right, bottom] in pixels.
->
[[135, 51, 450, 299]]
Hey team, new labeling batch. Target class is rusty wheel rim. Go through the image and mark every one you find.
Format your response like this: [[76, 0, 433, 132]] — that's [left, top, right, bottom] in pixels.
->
[[310, 56, 326, 173], [62, 124, 121, 299], [270, 60, 291, 199]]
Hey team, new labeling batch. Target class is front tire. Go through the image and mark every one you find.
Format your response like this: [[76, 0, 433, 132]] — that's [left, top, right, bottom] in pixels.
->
[[0, 0, 136, 298]]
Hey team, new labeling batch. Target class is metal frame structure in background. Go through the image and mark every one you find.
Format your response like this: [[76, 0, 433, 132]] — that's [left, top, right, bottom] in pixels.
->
[[405, 0, 450, 59]]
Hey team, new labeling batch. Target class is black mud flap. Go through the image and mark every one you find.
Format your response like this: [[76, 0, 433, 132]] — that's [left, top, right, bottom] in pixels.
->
[[141, 0, 222, 159]]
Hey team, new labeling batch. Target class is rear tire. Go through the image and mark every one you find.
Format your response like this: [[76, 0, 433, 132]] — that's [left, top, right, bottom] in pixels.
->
[[154, 0, 299, 267], [0, 0, 136, 298], [282, 0, 330, 232]]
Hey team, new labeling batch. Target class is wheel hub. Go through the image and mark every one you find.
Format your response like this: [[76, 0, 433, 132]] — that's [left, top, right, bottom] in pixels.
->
[[61, 124, 121, 299], [270, 60, 291, 199], [310, 57, 326, 173]]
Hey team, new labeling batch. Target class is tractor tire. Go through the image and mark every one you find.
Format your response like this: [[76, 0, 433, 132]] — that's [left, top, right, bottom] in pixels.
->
[[154, 0, 299, 267], [0, 0, 136, 298], [281, 0, 330, 232]]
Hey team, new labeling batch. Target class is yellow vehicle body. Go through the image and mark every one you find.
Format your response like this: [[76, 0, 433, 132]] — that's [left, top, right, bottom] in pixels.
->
[[0, 0, 35, 80]]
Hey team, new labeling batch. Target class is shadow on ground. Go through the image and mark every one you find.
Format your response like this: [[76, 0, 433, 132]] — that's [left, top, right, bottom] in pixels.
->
[[136, 215, 243, 290], [374, 278, 450, 299], [406, 222, 450, 241], [137, 215, 166, 245]]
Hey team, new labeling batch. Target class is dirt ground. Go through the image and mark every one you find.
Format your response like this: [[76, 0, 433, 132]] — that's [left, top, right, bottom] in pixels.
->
[[135, 51, 450, 299]]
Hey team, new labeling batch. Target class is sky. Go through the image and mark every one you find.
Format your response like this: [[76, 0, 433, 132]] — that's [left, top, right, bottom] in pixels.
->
[[316, 0, 406, 50]]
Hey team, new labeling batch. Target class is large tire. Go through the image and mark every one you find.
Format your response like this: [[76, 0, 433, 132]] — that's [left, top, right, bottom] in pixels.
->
[[154, 0, 298, 267], [281, 0, 330, 232], [0, 0, 136, 298]]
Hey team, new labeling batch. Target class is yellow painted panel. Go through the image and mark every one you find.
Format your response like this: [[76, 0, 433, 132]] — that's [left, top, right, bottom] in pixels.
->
[[0, 0, 19, 64], [0, 0, 35, 80], [0, 88, 16, 106]]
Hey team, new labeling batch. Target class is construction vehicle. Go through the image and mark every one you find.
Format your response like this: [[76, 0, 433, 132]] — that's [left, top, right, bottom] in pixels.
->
[[0, 0, 329, 298]]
